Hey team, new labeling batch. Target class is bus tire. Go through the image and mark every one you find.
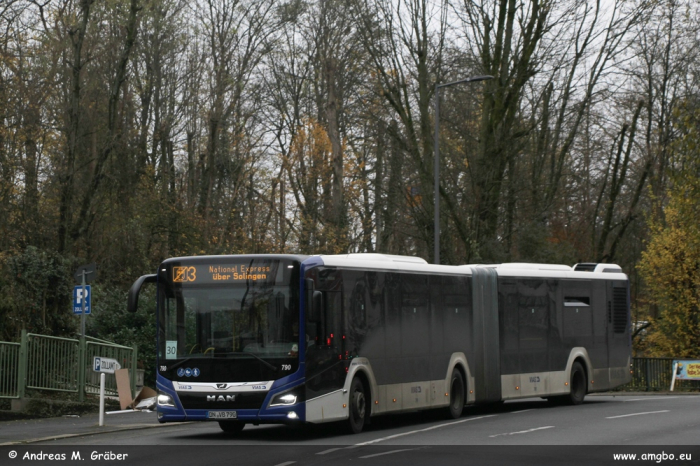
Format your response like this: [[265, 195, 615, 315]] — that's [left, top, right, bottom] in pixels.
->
[[348, 377, 368, 434], [447, 370, 465, 419], [219, 421, 245, 433], [566, 362, 587, 405]]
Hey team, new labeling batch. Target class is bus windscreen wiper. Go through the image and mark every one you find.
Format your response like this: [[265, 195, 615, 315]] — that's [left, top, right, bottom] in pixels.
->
[[169, 358, 195, 370], [233, 352, 278, 372]]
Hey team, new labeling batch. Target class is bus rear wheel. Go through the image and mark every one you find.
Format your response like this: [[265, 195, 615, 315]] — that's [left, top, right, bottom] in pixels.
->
[[348, 377, 367, 434], [219, 420, 245, 433], [447, 370, 465, 419], [566, 362, 587, 405]]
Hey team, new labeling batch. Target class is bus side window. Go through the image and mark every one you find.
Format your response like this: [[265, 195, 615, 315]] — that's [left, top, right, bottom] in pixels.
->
[[497, 281, 518, 374], [324, 291, 343, 351], [401, 274, 428, 356], [306, 322, 318, 348], [343, 270, 369, 356], [442, 276, 470, 354], [384, 273, 401, 357]]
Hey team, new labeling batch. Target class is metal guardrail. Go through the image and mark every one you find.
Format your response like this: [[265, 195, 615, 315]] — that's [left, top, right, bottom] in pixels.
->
[[0, 330, 137, 401], [0, 342, 20, 398], [624, 357, 697, 392]]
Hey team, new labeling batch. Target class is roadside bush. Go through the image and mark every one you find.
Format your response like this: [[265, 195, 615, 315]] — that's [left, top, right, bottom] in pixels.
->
[[87, 286, 157, 387]]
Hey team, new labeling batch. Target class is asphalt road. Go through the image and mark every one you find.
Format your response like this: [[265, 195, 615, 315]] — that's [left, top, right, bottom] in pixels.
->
[[3, 395, 699, 466]]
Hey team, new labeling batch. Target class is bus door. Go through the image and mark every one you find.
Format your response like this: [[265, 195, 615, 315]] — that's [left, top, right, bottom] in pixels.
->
[[306, 284, 346, 398]]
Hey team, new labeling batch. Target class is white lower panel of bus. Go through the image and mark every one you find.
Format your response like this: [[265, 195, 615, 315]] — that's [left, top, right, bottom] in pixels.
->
[[376, 381, 450, 412], [500, 349, 631, 400], [501, 371, 569, 399], [305, 380, 456, 424], [305, 389, 348, 423], [305, 351, 631, 423], [594, 362, 632, 390], [500, 365, 631, 400], [305, 354, 474, 423]]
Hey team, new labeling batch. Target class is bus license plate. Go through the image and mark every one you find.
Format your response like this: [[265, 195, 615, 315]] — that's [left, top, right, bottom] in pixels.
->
[[208, 411, 237, 419]]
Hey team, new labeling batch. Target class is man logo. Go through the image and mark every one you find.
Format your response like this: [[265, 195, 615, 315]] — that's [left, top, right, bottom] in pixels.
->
[[207, 395, 236, 402], [216, 384, 228, 390]]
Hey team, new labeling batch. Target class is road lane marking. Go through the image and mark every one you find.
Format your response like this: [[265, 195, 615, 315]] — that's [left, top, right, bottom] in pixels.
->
[[274, 462, 296, 466], [360, 449, 416, 459], [355, 415, 496, 446], [606, 410, 669, 419], [317, 448, 343, 455], [622, 397, 679, 402], [489, 426, 554, 437], [510, 409, 534, 414]]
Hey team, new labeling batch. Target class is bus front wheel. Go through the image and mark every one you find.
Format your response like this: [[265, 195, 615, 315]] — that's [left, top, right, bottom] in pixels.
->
[[447, 370, 465, 419], [219, 421, 245, 433], [348, 377, 367, 434]]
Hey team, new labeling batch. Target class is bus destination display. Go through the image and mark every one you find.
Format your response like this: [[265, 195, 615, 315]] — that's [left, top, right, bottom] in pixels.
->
[[172, 264, 272, 284]]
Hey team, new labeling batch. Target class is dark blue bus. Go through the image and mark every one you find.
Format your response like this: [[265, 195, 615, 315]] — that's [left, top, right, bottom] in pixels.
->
[[128, 254, 631, 434]]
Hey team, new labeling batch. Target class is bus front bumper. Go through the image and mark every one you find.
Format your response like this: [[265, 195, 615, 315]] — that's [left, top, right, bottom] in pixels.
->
[[157, 405, 305, 424]]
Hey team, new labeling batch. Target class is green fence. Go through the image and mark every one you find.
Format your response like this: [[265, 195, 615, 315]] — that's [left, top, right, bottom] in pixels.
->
[[85, 337, 137, 397], [0, 330, 137, 402], [0, 342, 20, 398], [26, 334, 80, 393]]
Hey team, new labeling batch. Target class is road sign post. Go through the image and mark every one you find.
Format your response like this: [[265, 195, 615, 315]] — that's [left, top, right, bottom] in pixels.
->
[[81, 275, 86, 337], [99, 372, 106, 426], [94, 356, 121, 427]]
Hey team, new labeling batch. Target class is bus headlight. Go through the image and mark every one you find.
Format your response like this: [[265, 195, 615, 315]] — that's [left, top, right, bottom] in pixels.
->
[[269, 387, 305, 407], [270, 393, 297, 406], [157, 393, 175, 407]]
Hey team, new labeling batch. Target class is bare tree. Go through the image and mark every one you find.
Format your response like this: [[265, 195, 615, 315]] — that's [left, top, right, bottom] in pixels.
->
[[451, 0, 648, 262], [356, 0, 448, 260], [196, 0, 279, 251]]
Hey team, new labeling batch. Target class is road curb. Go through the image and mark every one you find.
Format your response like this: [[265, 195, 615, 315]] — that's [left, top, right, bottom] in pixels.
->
[[0, 421, 191, 446]]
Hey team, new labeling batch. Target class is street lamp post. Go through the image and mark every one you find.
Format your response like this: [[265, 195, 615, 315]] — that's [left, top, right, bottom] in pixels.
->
[[433, 75, 494, 265]]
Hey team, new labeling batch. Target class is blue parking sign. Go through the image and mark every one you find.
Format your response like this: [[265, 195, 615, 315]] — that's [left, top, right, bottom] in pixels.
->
[[73, 285, 91, 314]]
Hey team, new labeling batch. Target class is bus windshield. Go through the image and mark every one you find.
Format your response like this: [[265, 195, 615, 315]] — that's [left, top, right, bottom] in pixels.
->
[[157, 258, 300, 382]]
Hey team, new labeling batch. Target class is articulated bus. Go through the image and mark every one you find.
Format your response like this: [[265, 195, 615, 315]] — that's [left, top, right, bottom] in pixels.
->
[[128, 254, 632, 434]]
